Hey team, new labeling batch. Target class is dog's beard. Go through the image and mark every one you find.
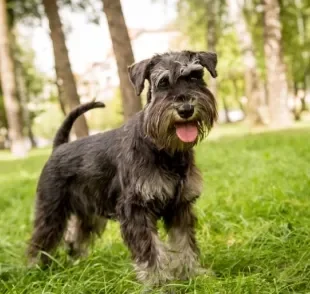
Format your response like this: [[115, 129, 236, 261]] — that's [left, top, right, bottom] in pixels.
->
[[143, 90, 217, 153]]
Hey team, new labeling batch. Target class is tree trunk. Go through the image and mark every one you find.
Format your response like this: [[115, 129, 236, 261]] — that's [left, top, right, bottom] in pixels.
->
[[263, 0, 293, 128], [222, 96, 231, 123], [228, 0, 266, 126], [42, 0, 89, 138], [0, 0, 27, 157], [301, 77, 308, 111], [102, 0, 142, 121], [231, 78, 245, 114], [15, 60, 37, 148], [55, 79, 67, 115], [292, 81, 302, 121], [206, 0, 217, 97]]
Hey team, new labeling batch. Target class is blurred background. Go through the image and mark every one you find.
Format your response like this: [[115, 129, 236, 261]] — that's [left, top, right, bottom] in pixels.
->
[[0, 0, 309, 157]]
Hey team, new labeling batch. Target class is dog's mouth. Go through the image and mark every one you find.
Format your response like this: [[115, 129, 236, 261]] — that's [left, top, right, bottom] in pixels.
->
[[175, 121, 198, 143]]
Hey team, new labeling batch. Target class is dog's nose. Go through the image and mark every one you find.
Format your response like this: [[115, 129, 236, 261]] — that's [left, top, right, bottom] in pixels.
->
[[177, 104, 194, 119]]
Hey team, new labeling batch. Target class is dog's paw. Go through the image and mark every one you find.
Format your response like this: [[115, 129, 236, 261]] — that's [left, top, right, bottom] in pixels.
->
[[168, 251, 214, 281], [136, 265, 174, 286], [26, 257, 39, 269], [66, 242, 88, 260], [178, 265, 215, 281], [190, 265, 215, 277], [135, 256, 174, 286]]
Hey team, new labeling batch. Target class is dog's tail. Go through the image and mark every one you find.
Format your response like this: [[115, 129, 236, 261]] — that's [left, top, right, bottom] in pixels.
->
[[53, 100, 105, 150]]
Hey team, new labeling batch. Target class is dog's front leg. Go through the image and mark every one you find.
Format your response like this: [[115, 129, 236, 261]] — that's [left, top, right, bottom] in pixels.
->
[[118, 201, 173, 285], [164, 202, 206, 280]]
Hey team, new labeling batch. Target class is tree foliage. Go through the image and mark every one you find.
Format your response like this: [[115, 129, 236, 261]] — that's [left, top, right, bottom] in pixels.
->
[[175, 0, 244, 110], [14, 38, 46, 100], [0, 35, 47, 133], [175, 0, 310, 115], [280, 0, 310, 87], [243, 0, 310, 88]]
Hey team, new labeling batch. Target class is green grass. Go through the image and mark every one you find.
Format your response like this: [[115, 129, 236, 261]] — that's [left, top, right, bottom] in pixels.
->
[[0, 127, 310, 293]]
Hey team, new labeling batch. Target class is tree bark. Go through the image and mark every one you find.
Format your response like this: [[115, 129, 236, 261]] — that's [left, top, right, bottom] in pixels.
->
[[42, 0, 89, 138], [102, 0, 142, 121], [292, 82, 302, 121], [15, 60, 37, 148], [263, 0, 293, 128], [55, 79, 67, 115], [231, 78, 245, 114], [301, 76, 308, 111], [206, 0, 217, 97], [228, 0, 266, 126], [0, 0, 27, 157], [222, 96, 231, 123]]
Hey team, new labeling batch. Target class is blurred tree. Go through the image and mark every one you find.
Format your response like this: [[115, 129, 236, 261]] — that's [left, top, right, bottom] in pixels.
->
[[102, 0, 142, 121], [216, 30, 246, 123], [263, 0, 293, 127], [1, 0, 55, 149], [42, 0, 89, 138], [228, 0, 266, 126], [88, 87, 123, 130], [244, 0, 310, 122], [12, 36, 48, 148], [206, 0, 218, 98], [0, 91, 8, 130], [176, 0, 309, 125], [176, 0, 244, 122], [15, 59, 36, 147], [32, 101, 65, 140], [0, 0, 27, 156], [280, 0, 310, 119]]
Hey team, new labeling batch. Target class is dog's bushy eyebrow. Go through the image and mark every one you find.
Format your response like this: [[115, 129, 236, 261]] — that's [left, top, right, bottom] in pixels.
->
[[152, 68, 170, 87], [151, 53, 206, 86], [180, 63, 203, 77]]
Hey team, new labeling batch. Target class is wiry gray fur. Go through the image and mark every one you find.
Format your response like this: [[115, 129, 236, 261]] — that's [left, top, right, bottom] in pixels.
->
[[27, 50, 218, 286]]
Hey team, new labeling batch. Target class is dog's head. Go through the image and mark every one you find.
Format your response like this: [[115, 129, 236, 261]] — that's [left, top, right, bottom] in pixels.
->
[[128, 50, 218, 152]]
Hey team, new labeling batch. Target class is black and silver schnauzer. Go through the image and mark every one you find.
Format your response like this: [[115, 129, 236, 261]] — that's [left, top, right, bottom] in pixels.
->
[[27, 50, 218, 285]]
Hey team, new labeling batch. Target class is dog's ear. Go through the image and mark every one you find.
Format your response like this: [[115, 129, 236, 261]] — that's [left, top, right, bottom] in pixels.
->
[[128, 59, 151, 96], [196, 51, 218, 78]]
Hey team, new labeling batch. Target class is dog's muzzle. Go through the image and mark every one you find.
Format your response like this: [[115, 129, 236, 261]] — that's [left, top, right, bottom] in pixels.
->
[[174, 103, 198, 143], [176, 103, 194, 119]]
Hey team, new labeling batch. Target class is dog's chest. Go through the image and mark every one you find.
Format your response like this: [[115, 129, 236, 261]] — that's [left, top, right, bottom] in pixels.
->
[[134, 152, 190, 203], [134, 168, 179, 202]]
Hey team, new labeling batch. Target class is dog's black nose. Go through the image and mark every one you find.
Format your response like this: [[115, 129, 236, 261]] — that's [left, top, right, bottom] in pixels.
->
[[177, 104, 194, 119]]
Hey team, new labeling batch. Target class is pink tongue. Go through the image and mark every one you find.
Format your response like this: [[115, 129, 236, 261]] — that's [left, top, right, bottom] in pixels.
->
[[175, 123, 198, 142]]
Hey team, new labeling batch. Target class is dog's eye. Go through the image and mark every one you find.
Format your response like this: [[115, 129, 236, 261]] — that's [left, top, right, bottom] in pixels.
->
[[158, 77, 169, 89]]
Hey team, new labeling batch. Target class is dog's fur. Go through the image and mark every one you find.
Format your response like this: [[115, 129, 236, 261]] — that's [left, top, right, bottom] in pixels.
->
[[27, 50, 218, 285]]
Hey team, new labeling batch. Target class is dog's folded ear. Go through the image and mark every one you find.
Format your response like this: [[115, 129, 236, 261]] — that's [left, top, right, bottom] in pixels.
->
[[128, 59, 151, 96], [196, 51, 218, 78]]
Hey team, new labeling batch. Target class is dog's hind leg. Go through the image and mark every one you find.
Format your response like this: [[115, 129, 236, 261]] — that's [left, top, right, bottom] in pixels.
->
[[64, 215, 107, 258], [27, 191, 69, 266]]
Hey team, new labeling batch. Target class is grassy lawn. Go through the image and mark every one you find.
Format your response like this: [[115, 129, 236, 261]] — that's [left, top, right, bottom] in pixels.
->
[[0, 126, 309, 293]]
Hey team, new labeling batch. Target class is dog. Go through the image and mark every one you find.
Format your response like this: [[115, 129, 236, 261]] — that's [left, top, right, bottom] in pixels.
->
[[27, 50, 218, 285]]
